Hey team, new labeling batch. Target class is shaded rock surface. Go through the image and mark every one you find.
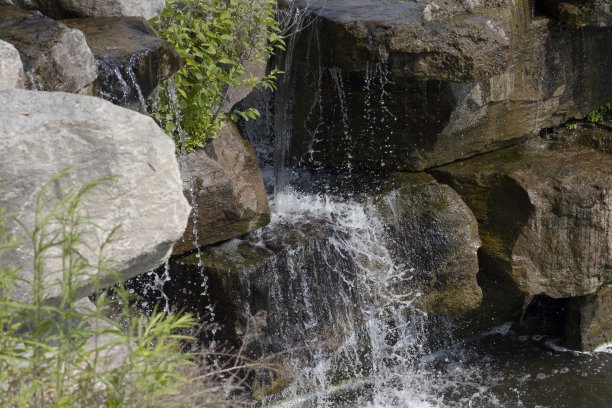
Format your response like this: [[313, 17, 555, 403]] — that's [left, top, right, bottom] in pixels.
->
[[431, 135, 612, 299], [374, 173, 482, 314], [565, 285, 612, 351], [172, 122, 270, 255], [278, 0, 612, 171], [62, 17, 179, 108], [0, 90, 191, 304], [11, 0, 165, 20], [0, 39, 24, 90], [538, 0, 612, 27], [0, 4, 97, 92]]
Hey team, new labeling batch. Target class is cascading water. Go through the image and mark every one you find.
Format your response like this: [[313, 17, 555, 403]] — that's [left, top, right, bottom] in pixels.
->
[[232, 5, 612, 407], [243, 189, 446, 407], [97, 55, 149, 112], [231, 10, 453, 405], [119, 1, 612, 406]]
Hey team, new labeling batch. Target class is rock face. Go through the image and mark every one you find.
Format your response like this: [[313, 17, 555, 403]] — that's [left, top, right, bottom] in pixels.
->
[[374, 173, 482, 314], [0, 90, 191, 304], [172, 122, 270, 255], [0, 5, 97, 93], [539, 0, 612, 27], [277, 0, 612, 171], [62, 17, 180, 108], [432, 136, 612, 299], [12, 0, 165, 20], [565, 285, 612, 350], [0, 40, 24, 90]]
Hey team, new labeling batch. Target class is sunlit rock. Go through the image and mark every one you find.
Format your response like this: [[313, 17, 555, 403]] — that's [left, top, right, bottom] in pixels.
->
[[0, 40, 24, 90], [11, 0, 165, 19], [0, 4, 97, 93], [0, 90, 191, 304], [172, 122, 270, 255]]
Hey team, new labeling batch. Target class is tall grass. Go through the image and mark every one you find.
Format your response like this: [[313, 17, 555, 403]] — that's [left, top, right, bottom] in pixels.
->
[[0, 173, 271, 407]]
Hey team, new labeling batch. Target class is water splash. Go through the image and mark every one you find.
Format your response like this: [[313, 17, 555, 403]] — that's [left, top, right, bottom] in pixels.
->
[[96, 55, 148, 112], [238, 189, 448, 406]]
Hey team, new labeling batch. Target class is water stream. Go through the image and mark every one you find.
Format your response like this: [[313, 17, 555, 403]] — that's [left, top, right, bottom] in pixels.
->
[[121, 4, 612, 406]]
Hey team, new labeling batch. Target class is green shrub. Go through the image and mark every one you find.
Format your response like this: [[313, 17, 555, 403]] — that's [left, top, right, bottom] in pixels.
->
[[586, 102, 612, 124], [151, 0, 285, 150]]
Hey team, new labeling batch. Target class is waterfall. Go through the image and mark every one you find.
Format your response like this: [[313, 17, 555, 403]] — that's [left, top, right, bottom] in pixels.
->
[[250, 189, 433, 406]]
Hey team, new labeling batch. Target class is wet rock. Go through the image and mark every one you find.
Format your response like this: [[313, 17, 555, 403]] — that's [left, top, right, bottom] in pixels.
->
[[155, 172, 484, 355], [565, 285, 612, 351], [172, 122, 270, 255], [431, 137, 612, 299], [0, 40, 24, 89], [12, 0, 165, 20], [0, 90, 191, 304], [282, 0, 511, 82], [538, 0, 612, 27], [0, 5, 97, 93], [374, 173, 482, 314], [280, 0, 612, 171], [62, 17, 179, 108]]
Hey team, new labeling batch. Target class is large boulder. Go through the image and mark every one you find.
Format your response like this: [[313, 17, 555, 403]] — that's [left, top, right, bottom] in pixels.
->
[[0, 5, 97, 93], [0, 90, 191, 304], [431, 135, 612, 299], [0, 40, 24, 90], [62, 17, 180, 108], [172, 122, 270, 255], [11, 0, 165, 20], [277, 0, 612, 171], [374, 173, 482, 314]]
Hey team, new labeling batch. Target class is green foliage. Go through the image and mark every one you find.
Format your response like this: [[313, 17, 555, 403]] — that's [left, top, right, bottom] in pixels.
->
[[151, 0, 285, 150], [586, 102, 612, 124], [0, 173, 198, 407]]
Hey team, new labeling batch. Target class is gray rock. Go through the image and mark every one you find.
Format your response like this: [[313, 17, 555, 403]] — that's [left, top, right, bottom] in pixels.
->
[[172, 122, 270, 255], [62, 17, 180, 108], [0, 40, 24, 90], [565, 285, 612, 351], [432, 137, 612, 299], [220, 56, 268, 114], [0, 90, 191, 304], [13, 0, 165, 19], [280, 0, 612, 171], [0, 5, 97, 93]]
